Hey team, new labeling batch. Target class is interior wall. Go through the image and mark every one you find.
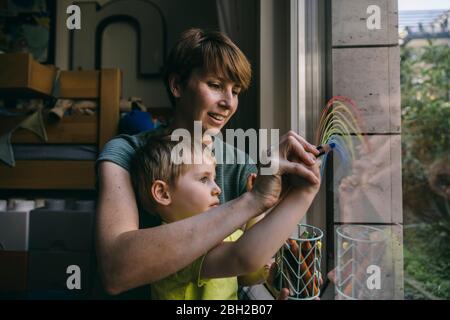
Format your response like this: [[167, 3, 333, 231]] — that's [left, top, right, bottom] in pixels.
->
[[100, 22, 168, 108], [55, 0, 220, 108]]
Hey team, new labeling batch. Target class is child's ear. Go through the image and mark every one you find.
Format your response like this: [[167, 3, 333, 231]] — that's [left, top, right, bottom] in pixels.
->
[[168, 73, 182, 98], [150, 180, 172, 206]]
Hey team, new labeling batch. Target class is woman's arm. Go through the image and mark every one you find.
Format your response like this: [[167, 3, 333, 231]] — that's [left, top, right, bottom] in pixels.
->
[[96, 161, 269, 295]]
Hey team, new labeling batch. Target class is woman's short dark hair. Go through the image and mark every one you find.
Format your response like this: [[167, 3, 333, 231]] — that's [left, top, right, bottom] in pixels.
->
[[163, 28, 252, 106]]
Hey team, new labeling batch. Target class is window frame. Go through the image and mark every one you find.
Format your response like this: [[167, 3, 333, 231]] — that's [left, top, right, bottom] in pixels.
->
[[252, 0, 332, 300], [291, 0, 331, 279]]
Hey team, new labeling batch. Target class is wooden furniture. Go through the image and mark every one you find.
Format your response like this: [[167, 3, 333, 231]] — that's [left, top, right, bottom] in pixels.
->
[[0, 55, 122, 190], [0, 53, 57, 99]]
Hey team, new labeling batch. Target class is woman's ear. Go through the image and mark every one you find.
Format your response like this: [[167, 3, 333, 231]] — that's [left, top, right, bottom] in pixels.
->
[[150, 180, 172, 206], [168, 73, 182, 98]]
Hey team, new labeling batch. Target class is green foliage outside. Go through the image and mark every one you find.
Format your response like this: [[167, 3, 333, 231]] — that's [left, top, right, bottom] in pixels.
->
[[401, 41, 450, 299]]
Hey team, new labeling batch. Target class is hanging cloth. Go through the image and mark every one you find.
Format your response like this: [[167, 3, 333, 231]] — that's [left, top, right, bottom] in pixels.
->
[[0, 132, 14, 167], [17, 109, 48, 142], [0, 108, 48, 167]]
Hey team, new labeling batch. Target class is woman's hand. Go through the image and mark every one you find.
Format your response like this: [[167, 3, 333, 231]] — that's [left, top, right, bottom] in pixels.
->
[[266, 260, 323, 300], [277, 131, 320, 184], [265, 260, 290, 300]]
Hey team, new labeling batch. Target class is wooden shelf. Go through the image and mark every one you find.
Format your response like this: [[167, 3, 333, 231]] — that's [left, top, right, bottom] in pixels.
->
[[0, 113, 98, 144], [0, 68, 121, 191], [0, 53, 56, 99], [0, 160, 96, 190], [59, 70, 100, 99]]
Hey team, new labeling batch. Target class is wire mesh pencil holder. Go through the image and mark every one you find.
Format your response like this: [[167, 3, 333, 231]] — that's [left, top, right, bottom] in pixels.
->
[[335, 225, 387, 300], [274, 224, 323, 300]]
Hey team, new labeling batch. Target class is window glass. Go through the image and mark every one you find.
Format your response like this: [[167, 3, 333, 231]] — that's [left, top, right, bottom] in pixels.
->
[[400, 3, 450, 300]]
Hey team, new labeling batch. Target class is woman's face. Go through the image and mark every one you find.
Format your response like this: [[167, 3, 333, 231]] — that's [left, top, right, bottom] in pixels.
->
[[174, 68, 241, 135]]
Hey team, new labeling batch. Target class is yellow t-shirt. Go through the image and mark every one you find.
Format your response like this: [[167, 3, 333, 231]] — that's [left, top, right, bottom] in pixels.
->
[[150, 229, 244, 300]]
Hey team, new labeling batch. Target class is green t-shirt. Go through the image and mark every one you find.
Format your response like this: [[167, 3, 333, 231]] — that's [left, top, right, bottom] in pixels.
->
[[151, 228, 244, 300]]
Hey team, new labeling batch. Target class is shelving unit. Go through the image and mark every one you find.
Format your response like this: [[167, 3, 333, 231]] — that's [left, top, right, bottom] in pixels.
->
[[0, 54, 122, 297], [0, 53, 122, 190]]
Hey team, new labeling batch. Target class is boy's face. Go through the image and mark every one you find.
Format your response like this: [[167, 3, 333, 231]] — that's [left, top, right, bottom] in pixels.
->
[[177, 68, 241, 135], [168, 162, 221, 221]]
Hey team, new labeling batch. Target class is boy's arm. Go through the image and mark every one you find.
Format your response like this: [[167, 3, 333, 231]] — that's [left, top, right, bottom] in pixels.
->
[[236, 174, 288, 286], [241, 173, 259, 231], [237, 212, 268, 286], [237, 173, 268, 286], [201, 182, 320, 280]]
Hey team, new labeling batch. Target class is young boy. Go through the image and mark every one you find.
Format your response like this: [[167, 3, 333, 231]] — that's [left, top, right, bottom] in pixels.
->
[[130, 135, 321, 300]]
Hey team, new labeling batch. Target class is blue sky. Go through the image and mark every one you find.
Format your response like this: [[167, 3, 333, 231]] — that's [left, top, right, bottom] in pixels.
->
[[398, 0, 450, 11]]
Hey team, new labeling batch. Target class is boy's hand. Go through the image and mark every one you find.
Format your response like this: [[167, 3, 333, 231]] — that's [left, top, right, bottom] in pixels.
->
[[250, 173, 282, 210], [289, 156, 322, 195]]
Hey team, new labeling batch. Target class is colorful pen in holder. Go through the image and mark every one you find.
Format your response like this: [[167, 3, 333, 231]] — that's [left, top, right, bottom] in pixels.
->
[[274, 223, 323, 300]]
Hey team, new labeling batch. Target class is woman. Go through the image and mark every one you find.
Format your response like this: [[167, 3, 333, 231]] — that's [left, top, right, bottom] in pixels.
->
[[96, 28, 320, 297]]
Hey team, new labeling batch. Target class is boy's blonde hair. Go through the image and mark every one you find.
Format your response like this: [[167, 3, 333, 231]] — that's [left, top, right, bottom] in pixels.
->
[[130, 135, 215, 214], [163, 28, 252, 106]]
